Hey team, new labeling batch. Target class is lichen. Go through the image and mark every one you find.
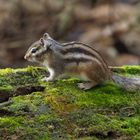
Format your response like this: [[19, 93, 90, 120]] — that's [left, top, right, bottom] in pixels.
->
[[0, 66, 140, 139]]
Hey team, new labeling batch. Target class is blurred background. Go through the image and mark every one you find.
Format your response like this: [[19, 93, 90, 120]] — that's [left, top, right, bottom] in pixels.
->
[[0, 0, 140, 68]]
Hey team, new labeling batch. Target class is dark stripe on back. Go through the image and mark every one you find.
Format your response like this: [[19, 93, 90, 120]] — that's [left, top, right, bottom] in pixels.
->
[[62, 42, 109, 71], [61, 47, 97, 58], [65, 57, 92, 65]]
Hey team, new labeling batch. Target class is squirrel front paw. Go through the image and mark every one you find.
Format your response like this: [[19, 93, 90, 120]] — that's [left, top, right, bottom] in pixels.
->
[[41, 77, 54, 82]]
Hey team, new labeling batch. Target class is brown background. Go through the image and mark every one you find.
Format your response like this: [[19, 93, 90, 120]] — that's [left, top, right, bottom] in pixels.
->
[[0, 0, 140, 68]]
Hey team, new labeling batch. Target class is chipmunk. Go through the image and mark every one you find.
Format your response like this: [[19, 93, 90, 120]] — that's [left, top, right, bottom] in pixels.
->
[[24, 33, 140, 91]]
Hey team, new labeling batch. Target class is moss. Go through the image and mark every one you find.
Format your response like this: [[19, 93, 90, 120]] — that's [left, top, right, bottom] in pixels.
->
[[0, 68, 14, 75], [0, 66, 140, 139], [124, 65, 140, 75], [112, 65, 140, 76], [0, 116, 50, 140], [0, 86, 13, 92]]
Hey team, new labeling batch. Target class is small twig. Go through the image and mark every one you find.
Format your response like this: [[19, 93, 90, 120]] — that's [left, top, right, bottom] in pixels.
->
[[0, 100, 13, 109]]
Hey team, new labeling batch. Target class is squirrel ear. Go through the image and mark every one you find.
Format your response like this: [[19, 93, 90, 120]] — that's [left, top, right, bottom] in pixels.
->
[[40, 37, 52, 49], [43, 33, 51, 40], [40, 38, 44, 46]]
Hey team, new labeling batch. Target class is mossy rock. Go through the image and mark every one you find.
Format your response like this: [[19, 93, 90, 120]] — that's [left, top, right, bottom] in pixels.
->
[[0, 66, 140, 140]]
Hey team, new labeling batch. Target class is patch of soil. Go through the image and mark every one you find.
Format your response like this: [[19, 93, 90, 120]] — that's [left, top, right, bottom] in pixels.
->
[[0, 85, 45, 103]]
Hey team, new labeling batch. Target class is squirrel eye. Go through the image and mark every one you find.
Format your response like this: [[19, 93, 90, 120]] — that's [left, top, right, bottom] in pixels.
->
[[31, 48, 37, 53]]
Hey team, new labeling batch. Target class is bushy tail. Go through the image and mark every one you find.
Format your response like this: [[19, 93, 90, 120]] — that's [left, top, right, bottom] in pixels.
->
[[112, 74, 140, 92]]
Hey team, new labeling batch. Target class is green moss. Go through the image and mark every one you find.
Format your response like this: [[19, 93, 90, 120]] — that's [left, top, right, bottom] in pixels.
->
[[113, 65, 140, 76], [124, 65, 140, 75], [0, 66, 140, 139], [0, 85, 13, 92], [0, 116, 50, 140], [0, 68, 14, 75]]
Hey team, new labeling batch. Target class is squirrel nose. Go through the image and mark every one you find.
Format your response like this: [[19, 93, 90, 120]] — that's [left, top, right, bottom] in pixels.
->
[[24, 55, 28, 60]]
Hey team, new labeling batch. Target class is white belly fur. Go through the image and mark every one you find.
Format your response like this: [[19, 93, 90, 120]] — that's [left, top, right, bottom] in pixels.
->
[[79, 73, 90, 81]]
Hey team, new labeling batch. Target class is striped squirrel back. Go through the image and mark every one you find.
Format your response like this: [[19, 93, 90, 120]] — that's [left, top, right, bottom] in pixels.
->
[[61, 42, 109, 72]]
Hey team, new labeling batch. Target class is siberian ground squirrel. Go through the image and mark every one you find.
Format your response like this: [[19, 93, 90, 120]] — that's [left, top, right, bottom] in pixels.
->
[[24, 33, 140, 91]]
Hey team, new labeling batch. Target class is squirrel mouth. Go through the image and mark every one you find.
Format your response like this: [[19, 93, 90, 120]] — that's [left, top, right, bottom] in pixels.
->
[[24, 54, 31, 60], [24, 55, 31, 61], [24, 55, 36, 63]]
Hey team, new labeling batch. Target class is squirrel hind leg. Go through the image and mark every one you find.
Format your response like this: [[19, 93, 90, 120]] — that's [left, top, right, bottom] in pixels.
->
[[78, 82, 98, 90]]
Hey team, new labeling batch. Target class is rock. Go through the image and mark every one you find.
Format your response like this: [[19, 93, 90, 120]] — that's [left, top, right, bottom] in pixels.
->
[[74, 3, 136, 24], [120, 28, 140, 56], [116, 54, 140, 66]]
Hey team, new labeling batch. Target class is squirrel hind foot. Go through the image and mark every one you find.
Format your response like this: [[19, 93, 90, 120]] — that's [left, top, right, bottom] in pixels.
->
[[77, 82, 98, 90]]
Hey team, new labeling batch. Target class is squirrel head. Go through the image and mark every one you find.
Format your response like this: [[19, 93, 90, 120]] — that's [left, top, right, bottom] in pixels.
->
[[24, 33, 53, 63]]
